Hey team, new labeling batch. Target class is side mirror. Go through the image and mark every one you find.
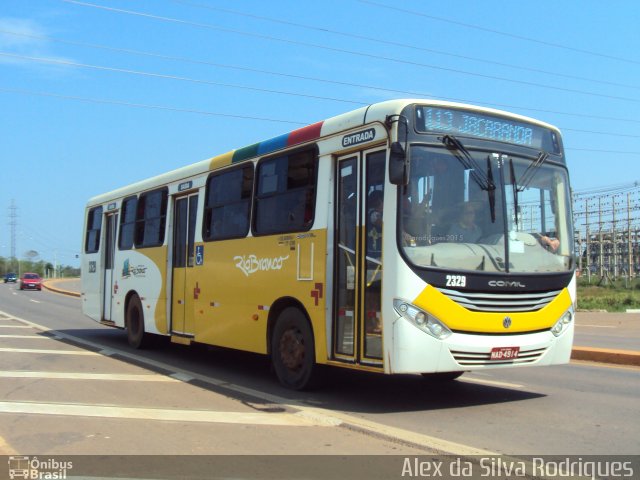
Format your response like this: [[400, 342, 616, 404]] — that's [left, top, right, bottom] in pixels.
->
[[389, 142, 409, 185]]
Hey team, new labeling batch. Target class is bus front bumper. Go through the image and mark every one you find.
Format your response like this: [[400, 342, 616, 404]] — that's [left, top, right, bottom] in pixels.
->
[[388, 316, 574, 374]]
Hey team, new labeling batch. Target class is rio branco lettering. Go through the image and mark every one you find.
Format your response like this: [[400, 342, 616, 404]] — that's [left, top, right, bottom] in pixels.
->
[[234, 254, 290, 277]]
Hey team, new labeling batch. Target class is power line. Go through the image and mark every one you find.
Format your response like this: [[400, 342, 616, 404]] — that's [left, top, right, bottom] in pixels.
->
[[3, 28, 640, 126], [170, 0, 640, 92], [0, 51, 363, 106], [0, 86, 307, 125], [2, 86, 639, 156], [573, 181, 640, 196], [4, 50, 640, 142], [60, 0, 640, 104], [566, 148, 640, 156], [359, 0, 640, 66]]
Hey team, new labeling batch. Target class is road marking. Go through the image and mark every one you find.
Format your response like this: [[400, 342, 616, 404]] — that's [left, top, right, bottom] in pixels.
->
[[0, 371, 180, 382], [29, 299, 41, 304], [0, 401, 327, 427], [0, 325, 32, 329], [0, 434, 17, 455], [0, 308, 497, 456], [170, 372, 195, 382], [0, 334, 49, 339], [0, 347, 98, 355], [459, 377, 524, 389]]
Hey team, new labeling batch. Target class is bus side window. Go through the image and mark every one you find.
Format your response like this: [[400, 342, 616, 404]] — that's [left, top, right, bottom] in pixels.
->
[[204, 165, 253, 241], [85, 206, 103, 253], [119, 195, 137, 250], [254, 148, 317, 235], [134, 188, 168, 248]]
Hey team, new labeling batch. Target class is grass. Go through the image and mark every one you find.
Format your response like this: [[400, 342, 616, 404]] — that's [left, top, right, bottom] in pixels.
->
[[576, 277, 640, 312]]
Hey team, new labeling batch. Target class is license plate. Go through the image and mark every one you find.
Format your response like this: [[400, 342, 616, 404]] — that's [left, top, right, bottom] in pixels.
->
[[490, 346, 520, 360]]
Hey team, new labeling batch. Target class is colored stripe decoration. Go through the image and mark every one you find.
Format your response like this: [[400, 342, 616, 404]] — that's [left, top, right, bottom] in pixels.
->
[[231, 121, 324, 164]]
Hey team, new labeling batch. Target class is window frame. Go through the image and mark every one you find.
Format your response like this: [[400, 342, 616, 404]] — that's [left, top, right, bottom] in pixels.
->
[[134, 187, 169, 249], [118, 195, 138, 251], [252, 146, 318, 236], [203, 163, 254, 242], [84, 206, 103, 254]]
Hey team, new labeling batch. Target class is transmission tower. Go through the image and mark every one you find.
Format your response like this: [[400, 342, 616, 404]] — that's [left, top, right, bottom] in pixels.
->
[[8, 199, 17, 262]]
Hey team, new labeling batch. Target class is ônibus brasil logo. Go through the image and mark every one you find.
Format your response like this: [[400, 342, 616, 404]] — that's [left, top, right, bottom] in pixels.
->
[[8, 456, 73, 479]]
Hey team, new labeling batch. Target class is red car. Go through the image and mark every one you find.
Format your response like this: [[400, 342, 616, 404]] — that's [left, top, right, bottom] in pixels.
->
[[20, 273, 42, 291]]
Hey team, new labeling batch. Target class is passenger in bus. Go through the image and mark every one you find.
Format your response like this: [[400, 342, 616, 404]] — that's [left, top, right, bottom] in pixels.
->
[[367, 190, 384, 258], [448, 202, 482, 243], [539, 234, 560, 252], [366, 190, 383, 334]]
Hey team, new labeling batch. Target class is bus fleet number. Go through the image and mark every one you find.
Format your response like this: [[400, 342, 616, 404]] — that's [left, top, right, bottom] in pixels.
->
[[446, 275, 467, 287]]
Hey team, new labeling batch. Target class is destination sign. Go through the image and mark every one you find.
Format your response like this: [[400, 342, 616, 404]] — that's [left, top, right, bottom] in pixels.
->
[[415, 106, 561, 154]]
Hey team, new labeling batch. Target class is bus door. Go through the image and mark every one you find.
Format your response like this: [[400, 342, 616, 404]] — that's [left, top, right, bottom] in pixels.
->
[[333, 149, 386, 364], [171, 193, 198, 337], [102, 212, 118, 322]]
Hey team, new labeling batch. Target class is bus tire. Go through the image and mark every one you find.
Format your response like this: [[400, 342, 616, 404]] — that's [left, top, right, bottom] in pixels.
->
[[271, 307, 315, 390], [421, 371, 464, 382], [126, 294, 151, 349]]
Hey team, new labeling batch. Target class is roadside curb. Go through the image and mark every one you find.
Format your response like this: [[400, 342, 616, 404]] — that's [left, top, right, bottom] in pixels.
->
[[42, 280, 81, 298], [571, 346, 640, 367]]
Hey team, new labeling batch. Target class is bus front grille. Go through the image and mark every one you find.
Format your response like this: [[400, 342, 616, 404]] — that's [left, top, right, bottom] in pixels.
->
[[438, 287, 561, 313], [450, 347, 547, 366]]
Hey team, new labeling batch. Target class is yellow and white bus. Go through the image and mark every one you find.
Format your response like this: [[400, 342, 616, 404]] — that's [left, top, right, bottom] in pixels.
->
[[82, 99, 576, 389]]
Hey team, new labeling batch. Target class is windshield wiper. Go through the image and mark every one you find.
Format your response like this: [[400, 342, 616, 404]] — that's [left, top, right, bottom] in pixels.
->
[[442, 135, 495, 192], [517, 151, 548, 192], [509, 158, 519, 227], [487, 155, 496, 223]]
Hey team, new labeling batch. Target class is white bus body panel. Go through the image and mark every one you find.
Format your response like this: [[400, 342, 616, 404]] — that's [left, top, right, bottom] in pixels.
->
[[389, 319, 574, 374]]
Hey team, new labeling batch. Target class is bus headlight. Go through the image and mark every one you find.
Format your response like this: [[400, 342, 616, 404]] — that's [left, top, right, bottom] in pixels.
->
[[551, 309, 574, 337], [393, 299, 452, 340]]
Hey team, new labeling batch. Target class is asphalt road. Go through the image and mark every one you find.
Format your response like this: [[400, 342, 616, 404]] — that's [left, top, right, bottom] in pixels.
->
[[0, 282, 638, 464], [574, 311, 640, 351]]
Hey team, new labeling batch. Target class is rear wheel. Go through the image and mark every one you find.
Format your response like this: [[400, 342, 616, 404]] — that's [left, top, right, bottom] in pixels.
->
[[271, 307, 316, 390], [126, 295, 151, 349]]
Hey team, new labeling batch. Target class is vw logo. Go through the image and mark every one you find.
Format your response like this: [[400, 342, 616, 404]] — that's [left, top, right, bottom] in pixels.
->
[[503, 317, 512, 329]]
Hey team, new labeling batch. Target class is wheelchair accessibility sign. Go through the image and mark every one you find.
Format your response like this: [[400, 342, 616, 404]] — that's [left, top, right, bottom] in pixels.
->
[[195, 245, 204, 266]]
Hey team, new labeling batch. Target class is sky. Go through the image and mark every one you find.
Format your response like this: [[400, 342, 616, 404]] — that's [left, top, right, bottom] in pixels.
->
[[1, 0, 639, 268]]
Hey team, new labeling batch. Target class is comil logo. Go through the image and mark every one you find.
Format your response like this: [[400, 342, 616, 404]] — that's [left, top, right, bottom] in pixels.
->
[[488, 280, 526, 288], [7, 456, 73, 479]]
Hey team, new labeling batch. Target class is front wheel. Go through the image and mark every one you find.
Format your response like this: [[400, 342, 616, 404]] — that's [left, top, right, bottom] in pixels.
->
[[271, 307, 316, 390], [126, 294, 152, 349]]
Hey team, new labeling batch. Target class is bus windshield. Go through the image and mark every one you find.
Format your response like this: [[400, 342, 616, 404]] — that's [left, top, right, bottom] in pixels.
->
[[400, 145, 574, 274]]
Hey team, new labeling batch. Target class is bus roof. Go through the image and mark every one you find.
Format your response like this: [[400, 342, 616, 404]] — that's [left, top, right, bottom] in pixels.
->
[[87, 99, 561, 207]]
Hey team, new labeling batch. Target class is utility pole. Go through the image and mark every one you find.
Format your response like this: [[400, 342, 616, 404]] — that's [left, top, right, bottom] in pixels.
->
[[585, 198, 591, 283], [8, 200, 18, 272], [598, 196, 603, 279], [612, 195, 618, 279], [628, 193, 633, 281]]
